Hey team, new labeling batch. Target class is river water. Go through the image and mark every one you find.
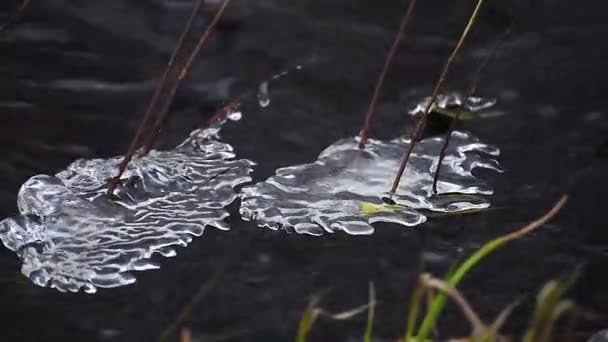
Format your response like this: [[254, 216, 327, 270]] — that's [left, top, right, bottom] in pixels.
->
[[0, 0, 607, 341]]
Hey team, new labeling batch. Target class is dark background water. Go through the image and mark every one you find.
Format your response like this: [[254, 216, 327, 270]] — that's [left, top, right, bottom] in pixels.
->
[[0, 0, 607, 341]]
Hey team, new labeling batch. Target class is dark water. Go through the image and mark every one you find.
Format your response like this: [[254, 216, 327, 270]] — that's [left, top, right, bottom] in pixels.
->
[[1, 0, 607, 341]]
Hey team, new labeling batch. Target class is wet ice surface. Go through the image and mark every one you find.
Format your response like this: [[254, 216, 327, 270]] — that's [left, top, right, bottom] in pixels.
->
[[408, 93, 497, 117], [0, 117, 253, 293], [240, 131, 501, 236]]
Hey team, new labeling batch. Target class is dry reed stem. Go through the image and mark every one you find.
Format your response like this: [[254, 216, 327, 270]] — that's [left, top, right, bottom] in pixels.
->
[[431, 24, 512, 194], [200, 62, 306, 130], [139, 0, 233, 155], [358, 0, 417, 149], [389, 0, 485, 198], [107, 0, 232, 195]]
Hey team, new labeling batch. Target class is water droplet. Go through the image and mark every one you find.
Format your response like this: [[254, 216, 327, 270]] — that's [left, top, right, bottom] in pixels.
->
[[257, 81, 270, 108], [227, 111, 242, 121]]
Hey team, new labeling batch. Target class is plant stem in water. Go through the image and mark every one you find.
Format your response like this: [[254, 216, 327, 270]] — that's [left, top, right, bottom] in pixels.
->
[[358, 0, 417, 150], [107, 0, 232, 196], [414, 195, 568, 341], [200, 62, 307, 130], [431, 24, 512, 195], [388, 0, 485, 198], [139, 0, 233, 155]]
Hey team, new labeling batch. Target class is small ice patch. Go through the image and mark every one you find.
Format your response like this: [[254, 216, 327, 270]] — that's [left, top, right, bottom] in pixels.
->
[[0, 124, 253, 293], [408, 93, 497, 116], [239, 131, 501, 236]]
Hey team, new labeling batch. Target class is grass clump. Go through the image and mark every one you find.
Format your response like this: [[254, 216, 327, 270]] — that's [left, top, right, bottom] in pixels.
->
[[296, 195, 592, 342], [296, 283, 377, 342]]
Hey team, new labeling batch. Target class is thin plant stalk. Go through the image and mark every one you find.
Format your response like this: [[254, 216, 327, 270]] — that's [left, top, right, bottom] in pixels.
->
[[492, 300, 521, 332], [358, 0, 417, 150], [204, 91, 252, 128], [200, 62, 307, 130], [0, 0, 30, 32], [179, 327, 192, 342], [295, 296, 371, 342], [524, 269, 580, 342], [404, 277, 425, 340], [389, 0, 485, 198], [431, 24, 512, 195], [363, 282, 376, 342], [107, 0, 205, 195], [413, 194, 568, 341], [107, 0, 232, 196], [466, 27, 512, 97], [138, 0, 233, 154], [155, 253, 231, 342], [421, 274, 520, 341], [295, 298, 320, 342], [421, 274, 485, 333]]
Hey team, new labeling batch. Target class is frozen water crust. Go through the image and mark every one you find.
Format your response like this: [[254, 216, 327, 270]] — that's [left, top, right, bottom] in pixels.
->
[[240, 131, 501, 236], [0, 118, 253, 293]]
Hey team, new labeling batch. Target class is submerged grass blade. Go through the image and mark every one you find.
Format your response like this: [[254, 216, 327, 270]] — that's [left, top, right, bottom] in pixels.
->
[[389, 0, 485, 198], [107, 0, 232, 195], [358, 0, 417, 149], [413, 195, 568, 341]]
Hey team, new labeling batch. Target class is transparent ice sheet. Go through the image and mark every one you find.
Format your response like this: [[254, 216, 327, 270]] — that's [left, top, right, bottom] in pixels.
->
[[240, 131, 501, 236], [0, 117, 253, 293]]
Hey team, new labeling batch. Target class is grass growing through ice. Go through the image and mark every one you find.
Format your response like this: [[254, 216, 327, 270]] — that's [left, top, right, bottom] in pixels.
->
[[295, 195, 590, 341], [389, 0, 486, 198], [358, 0, 417, 149], [107, 0, 233, 196], [430, 23, 513, 195]]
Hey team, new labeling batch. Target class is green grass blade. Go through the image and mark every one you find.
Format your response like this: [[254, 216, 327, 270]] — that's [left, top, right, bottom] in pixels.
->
[[296, 300, 319, 342], [405, 278, 425, 340], [414, 195, 568, 341], [363, 282, 376, 342]]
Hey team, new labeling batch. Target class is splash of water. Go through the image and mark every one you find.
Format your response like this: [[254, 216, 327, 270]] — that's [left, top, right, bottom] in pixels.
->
[[0, 118, 253, 293], [240, 131, 501, 236]]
